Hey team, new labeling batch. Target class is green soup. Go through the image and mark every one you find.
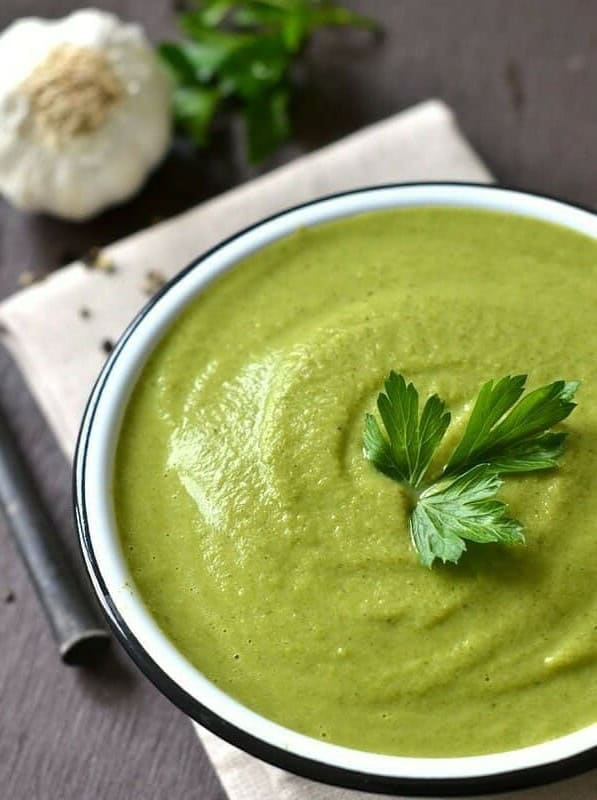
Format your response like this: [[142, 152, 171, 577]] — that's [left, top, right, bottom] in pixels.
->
[[114, 208, 597, 757]]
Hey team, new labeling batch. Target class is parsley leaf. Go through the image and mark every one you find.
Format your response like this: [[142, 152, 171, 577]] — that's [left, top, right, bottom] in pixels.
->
[[160, 0, 380, 162], [410, 465, 524, 568], [364, 373, 580, 568], [364, 372, 450, 488], [171, 86, 221, 145], [444, 376, 579, 476]]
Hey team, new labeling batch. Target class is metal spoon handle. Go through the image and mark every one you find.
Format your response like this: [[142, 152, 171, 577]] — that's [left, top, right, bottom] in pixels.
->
[[0, 408, 109, 665]]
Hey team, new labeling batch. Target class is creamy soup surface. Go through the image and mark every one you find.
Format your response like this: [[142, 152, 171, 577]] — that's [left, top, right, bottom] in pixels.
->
[[115, 208, 597, 756]]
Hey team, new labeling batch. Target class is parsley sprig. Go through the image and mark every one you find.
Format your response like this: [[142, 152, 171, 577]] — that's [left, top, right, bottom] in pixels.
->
[[159, 0, 379, 163], [364, 373, 580, 568]]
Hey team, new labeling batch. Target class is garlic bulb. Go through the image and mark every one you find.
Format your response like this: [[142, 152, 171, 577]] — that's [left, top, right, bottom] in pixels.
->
[[0, 9, 172, 220]]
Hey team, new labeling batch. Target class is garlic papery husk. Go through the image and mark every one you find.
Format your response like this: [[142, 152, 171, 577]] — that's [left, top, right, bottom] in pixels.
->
[[0, 9, 172, 220]]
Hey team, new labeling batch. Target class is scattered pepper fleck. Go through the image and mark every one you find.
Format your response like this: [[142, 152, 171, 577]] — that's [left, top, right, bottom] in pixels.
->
[[4, 591, 15, 604], [18, 271, 38, 287], [83, 247, 116, 273], [79, 306, 92, 319], [142, 269, 167, 296], [101, 338, 114, 354]]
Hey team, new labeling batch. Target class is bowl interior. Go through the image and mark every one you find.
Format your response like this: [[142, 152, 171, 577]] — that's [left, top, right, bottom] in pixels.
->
[[75, 183, 597, 791]]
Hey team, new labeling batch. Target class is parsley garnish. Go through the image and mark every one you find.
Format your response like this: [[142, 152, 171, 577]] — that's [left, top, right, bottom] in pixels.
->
[[364, 372, 580, 568], [159, 0, 380, 163]]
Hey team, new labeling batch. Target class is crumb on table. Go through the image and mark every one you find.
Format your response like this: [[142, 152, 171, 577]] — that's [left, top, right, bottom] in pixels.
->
[[83, 247, 116, 273], [142, 269, 167, 296]]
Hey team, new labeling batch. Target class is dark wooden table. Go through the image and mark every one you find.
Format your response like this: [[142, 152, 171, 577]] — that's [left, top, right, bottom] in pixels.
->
[[1, 2, 596, 798]]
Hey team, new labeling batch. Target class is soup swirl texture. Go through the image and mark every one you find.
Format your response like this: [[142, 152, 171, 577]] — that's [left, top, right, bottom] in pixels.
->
[[115, 208, 597, 756]]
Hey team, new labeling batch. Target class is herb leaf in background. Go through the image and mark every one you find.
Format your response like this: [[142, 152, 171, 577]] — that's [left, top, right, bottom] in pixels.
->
[[159, 0, 380, 162], [364, 373, 580, 568]]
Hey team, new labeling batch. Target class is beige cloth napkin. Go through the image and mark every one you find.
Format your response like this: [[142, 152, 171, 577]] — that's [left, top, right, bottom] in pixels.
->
[[0, 99, 490, 459], [2, 98, 595, 799]]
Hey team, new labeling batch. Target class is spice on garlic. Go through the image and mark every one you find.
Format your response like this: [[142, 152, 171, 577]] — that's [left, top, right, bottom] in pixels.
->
[[20, 44, 124, 145], [0, 9, 172, 220]]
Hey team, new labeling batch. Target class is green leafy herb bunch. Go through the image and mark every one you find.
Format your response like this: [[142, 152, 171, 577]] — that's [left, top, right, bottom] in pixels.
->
[[159, 0, 380, 163]]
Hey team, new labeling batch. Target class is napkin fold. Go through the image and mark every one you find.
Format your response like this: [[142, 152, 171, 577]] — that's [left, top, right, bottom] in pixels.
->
[[0, 100, 490, 457], [3, 99, 594, 799]]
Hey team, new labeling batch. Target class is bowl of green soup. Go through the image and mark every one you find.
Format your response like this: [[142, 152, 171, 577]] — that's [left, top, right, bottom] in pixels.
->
[[75, 183, 597, 796]]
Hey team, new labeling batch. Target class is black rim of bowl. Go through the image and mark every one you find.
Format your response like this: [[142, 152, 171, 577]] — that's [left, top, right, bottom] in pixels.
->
[[74, 182, 597, 797]]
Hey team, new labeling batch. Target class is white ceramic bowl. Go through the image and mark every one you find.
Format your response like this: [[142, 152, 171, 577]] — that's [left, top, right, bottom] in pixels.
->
[[74, 183, 597, 796]]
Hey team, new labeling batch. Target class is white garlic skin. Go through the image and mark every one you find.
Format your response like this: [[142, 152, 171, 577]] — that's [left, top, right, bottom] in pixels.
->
[[0, 9, 172, 220]]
